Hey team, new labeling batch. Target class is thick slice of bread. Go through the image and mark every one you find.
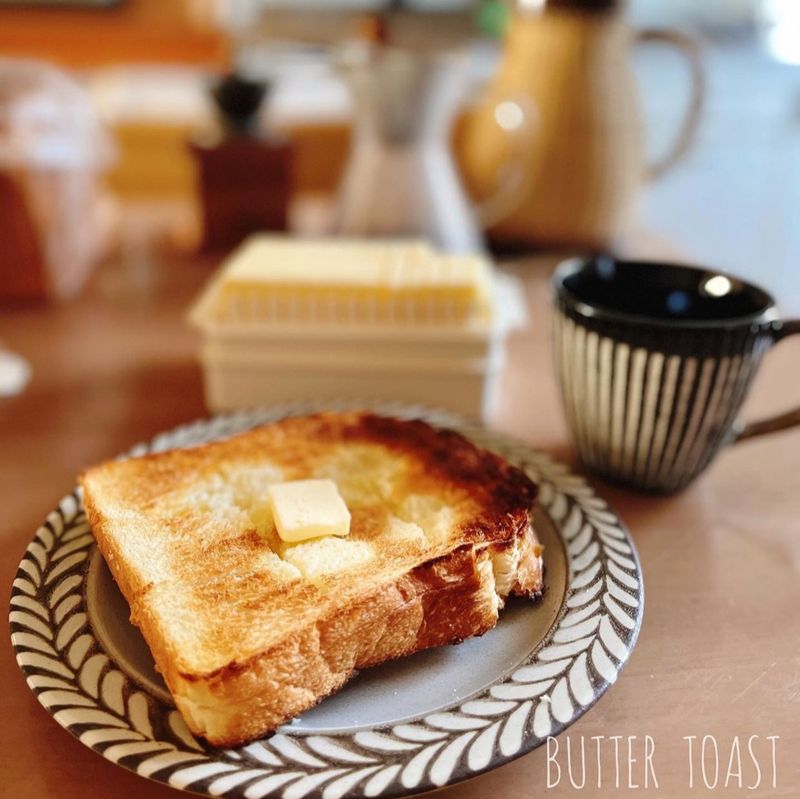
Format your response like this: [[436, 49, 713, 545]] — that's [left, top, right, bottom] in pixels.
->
[[80, 412, 543, 746]]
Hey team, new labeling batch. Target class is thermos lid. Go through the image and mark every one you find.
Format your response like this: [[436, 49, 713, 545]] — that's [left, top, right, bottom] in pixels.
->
[[523, 0, 620, 11]]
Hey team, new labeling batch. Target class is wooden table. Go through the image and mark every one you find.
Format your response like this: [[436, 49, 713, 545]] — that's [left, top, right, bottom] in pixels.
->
[[2, 243, 799, 798]]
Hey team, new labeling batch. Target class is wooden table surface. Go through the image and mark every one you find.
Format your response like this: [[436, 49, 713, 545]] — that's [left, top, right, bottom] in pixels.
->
[[2, 243, 799, 798]]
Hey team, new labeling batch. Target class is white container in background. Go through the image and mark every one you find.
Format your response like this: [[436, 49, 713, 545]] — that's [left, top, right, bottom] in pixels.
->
[[188, 239, 526, 420]]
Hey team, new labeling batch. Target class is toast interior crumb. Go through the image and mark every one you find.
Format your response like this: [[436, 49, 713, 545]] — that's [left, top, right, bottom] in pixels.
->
[[150, 444, 460, 589]]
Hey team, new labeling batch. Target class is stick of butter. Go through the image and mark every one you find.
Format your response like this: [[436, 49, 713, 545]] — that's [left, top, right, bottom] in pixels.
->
[[267, 479, 351, 542]]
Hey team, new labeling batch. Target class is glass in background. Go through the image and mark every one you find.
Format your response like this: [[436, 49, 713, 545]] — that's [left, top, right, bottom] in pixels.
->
[[0, 60, 115, 302]]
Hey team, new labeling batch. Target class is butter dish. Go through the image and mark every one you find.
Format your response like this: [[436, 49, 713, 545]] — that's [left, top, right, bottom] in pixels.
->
[[189, 236, 525, 419]]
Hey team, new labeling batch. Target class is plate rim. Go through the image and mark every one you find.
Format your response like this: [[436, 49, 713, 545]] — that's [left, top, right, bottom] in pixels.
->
[[9, 402, 644, 799]]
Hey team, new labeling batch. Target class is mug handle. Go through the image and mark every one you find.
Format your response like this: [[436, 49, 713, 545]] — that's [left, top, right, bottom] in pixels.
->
[[636, 29, 706, 181], [733, 319, 800, 443]]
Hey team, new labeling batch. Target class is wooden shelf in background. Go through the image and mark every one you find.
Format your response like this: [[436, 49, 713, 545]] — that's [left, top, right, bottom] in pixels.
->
[[0, 0, 230, 68]]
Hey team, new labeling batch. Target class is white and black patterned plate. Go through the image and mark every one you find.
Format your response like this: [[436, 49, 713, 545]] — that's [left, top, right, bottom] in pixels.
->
[[10, 403, 644, 798]]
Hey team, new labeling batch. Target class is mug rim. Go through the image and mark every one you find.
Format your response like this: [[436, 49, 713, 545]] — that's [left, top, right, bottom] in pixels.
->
[[552, 257, 780, 330]]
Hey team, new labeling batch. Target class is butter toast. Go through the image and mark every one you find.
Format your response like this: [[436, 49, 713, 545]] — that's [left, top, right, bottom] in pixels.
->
[[80, 412, 543, 746]]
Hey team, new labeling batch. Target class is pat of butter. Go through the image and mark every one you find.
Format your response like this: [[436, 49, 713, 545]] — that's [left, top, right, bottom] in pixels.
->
[[267, 479, 351, 542]]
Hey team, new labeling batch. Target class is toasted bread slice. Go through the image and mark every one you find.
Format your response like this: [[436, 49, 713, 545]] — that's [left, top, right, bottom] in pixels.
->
[[80, 412, 543, 746]]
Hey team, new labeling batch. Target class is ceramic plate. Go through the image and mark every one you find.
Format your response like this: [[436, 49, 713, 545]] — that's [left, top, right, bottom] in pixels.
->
[[10, 403, 644, 799]]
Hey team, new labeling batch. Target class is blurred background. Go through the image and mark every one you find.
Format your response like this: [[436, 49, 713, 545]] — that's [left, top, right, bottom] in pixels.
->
[[1, 0, 800, 287], [1, 0, 799, 406]]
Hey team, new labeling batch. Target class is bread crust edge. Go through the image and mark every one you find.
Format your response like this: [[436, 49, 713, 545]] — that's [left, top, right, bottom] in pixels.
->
[[164, 539, 543, 747]]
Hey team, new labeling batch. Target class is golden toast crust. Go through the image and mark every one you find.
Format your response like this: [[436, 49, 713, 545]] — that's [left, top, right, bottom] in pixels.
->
[[80, 413, 543, 746]]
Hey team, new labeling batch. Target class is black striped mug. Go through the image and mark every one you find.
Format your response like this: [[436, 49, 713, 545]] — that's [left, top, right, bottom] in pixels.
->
[[552, 256, 800, 493]]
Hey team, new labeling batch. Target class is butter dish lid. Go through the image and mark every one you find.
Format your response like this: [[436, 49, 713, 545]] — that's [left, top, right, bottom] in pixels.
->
[[188, 235, 496, 334]]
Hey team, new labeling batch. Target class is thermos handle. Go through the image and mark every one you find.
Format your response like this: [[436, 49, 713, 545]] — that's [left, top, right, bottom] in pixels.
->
[[636, 29, 706, 181], [733, 320, 800, 443], [471, 92, 540, 230]]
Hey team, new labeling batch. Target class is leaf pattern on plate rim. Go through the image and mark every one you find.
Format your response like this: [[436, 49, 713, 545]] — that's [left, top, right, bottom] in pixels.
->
[[9, 401, 643, 799]]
